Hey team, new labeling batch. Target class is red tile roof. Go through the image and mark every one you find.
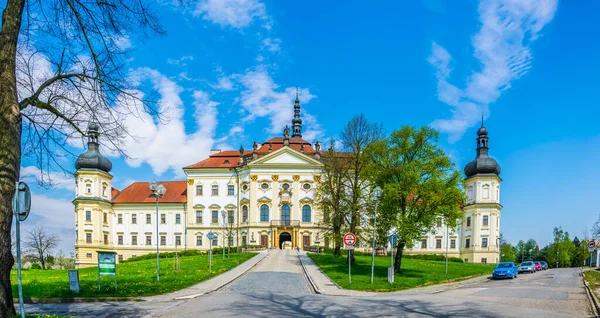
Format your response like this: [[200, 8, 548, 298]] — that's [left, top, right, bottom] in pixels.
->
[[111, 187, 120, 198], [113, 181, 187, 203]]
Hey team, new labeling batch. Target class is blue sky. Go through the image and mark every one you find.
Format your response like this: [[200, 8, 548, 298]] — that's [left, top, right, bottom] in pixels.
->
[[10, 0, 600, 254]]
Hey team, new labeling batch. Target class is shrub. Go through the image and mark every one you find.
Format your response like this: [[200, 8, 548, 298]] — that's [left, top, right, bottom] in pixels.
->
[[30, 263, 42, 270], [402, 254, 464, 263]]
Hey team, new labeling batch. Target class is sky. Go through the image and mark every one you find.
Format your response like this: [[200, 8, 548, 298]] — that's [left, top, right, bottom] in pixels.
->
[[6, 0, 600, 255]]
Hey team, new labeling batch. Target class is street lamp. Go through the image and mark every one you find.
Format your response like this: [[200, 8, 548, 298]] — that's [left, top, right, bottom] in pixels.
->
[[149, 179, 166, 282], [221, 210, 226, 260], [370, 186, 383, 284]]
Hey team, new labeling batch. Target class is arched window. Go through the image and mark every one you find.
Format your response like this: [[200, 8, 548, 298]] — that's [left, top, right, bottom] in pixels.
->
[[260, 204, 269, 222], [281, 204, 290, 224], [302, 205, 311, 222], [242, 206, 249, 223]]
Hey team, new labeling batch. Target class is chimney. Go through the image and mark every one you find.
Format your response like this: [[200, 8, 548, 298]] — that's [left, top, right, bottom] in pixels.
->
[[210, 149, 221, 155]]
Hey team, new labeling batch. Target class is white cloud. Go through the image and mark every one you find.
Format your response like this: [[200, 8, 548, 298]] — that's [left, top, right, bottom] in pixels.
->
[[261, 38, 281, 53], [167, 55, 194, 66], [215, 76, 235, 91], [193, 0, 268, 29], [429, 0, 558, 142], [117, 68, 220, 176], [20, 166, 73, 192]]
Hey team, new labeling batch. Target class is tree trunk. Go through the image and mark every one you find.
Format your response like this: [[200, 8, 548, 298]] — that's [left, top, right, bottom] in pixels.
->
[[394, 242, 405, 274], [40, 253, 46, 270], [0, 0, 26, 315]]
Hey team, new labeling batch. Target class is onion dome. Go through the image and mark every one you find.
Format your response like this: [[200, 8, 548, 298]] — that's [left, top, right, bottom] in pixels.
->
[[464, 118, 500, 178], [75, 122, 112, 173]]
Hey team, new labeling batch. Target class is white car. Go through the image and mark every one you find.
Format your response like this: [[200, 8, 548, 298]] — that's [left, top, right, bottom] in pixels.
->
[[518, 261, 536, 273]]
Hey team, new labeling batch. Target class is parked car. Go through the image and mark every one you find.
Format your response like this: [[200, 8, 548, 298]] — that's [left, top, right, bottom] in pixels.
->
[[518, 261, 536, 273], [492, 262, 518, 279], [534, 261, 542, 271], [540, 261, 548, 270]]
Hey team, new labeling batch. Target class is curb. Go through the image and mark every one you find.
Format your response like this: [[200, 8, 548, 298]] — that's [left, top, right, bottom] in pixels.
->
[[14, 297, 141, 304], [297, 252, 321, 294], [170, 249, 270, 300], [581, 269, 600, 317]]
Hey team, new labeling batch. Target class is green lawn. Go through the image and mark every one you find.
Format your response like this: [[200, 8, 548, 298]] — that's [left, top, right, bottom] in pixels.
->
[[11, 253, 256, 298], [583, 269, 600, 299], [309, 253, 495, 292]]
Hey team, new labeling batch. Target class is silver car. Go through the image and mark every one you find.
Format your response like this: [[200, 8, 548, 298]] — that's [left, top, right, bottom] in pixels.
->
[[518, 261, 536, 273]]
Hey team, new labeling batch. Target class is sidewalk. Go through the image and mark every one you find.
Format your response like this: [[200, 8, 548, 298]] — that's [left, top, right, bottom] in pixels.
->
[[298, 251, 490, 297], [144, 249, 270, 302]]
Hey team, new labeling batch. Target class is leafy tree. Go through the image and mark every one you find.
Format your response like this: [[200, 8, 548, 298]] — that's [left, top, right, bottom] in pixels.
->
[[548, 227, 575, 268], [365, 126, 464, 273], [500, 242, 516, 263], [0, 1, 163, 314]]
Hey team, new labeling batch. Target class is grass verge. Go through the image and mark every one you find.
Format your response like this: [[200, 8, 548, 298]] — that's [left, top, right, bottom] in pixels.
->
[[308, 253, 495, 292], [583, 269, 600, 299], [11, 253, 256, 298]]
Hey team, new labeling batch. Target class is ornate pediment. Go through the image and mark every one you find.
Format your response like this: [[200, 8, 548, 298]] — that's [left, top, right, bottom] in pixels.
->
[[193, 204, 205, 209], [257, 196, 272, 203], [224, 204, 237, 209], [299, 197, 313, 203]]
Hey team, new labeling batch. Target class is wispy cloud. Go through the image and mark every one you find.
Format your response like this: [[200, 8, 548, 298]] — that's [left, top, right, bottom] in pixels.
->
[[20, 166, 73, 192], [261, 38, 281, 53], [167, 55, 194, 66], [193, 0, 268, 29], [429, 0, 558, 142]]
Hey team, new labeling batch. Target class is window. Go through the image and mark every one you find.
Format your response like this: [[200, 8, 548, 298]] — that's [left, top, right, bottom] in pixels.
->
[[421, 240, 427, 248], [146, 236, 152, 245], [118, 214, 123, 224], [196, 210, 203, 223], [450, 239, 456, 249], [242, 206, 248, 223], [118, 235, 123, 245], [483, 215, 489, 226], [483, 186, 490, 199], [436, 239, 442, 249], [212, 184, 219, 195], [302, 205, 311, 222], [212, 239, 218, 246], [102, 184, 107, 197], [260, 204, 269, 222], [466, 217, 471, 227], [132, 214, 137, 224], [132, 235, 137, 245], [482, 237, 488, 248], [196, 236, 203, 246], [85, 211, 91, 221], [212, 210, 219, 223], [261, 183, 269, 189], [104, 234, 108, 244], [86, 183, 91, 194], [160, 236, 166, 246], [146, 214, 151, 224], [86, 233, 92, 243], [242, 235, 247, 246], [118, 255, 123, 262], [86, 253, 92, 258], [176, 214, 181, 224], [303, 183, 311, 190], [242, 184, 248, 191], [281, 204, 290, 223], [175, 235, 181, 246], [481, 258, 488, 264], [466, 238, 471, 248], [436, 218, 442, 227], [161, 214, 166, 224], [103, 213, 107, 223], [282, 183, 290, 190], [196, 185, 203, 196], [228, 185, 234, 195], [228, 210, 234, 224]]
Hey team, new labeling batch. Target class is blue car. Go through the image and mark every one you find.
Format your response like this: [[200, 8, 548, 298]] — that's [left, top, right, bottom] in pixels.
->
[[492, 262, 518, 279]]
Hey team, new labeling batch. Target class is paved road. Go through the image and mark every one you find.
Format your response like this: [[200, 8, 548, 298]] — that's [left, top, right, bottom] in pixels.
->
[[24, 252, 592, 317]]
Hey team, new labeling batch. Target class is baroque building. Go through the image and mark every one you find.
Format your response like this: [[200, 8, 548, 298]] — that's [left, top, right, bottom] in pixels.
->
[[73, 96, 503, 267], [406, 119, 502, 264]]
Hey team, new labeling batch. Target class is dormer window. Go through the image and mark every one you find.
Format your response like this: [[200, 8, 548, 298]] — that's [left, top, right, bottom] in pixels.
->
[[224, 160, 230, 164], [102, 184, 107, 197], [86, 183, 92, 194]]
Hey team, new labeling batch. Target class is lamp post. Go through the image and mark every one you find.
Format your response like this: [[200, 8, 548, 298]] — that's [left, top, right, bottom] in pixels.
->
[[529, 249, 532, 261], [370, 186, 383, 284], [445, 222, 449, 274], [221, 210, 226, 260], [149, 180, 166, 282]]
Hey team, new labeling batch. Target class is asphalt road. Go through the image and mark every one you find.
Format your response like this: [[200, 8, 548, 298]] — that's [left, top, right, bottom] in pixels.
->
[[24, 251, 592, 317]]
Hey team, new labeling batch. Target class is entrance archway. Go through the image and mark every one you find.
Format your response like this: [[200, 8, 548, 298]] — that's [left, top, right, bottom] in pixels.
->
[[279, 232, 292, 249]]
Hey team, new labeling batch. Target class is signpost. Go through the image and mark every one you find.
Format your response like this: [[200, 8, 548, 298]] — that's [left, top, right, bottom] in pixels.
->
[[344, 233, 356, 284], [207, 231, 216, 273], [68, 270, 80, 293], [12, 181, 31, 318], [589, 241, 596, 268], [97, 251, 117, 292], [388, 234, 398, 283]]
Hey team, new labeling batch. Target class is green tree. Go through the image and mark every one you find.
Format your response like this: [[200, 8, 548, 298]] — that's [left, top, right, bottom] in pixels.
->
[[571, 237, 589, 267], [548, 227, 575, 268], [0, 1, 163, 314], [500, 242, 516, 263], [365, 126, 464, 273]]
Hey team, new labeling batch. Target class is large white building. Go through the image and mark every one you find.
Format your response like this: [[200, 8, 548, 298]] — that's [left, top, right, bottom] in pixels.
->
[[73, 95, 502, 267]]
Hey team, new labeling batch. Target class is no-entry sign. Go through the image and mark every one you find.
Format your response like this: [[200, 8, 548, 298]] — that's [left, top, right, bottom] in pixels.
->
[[589, 241, 596, 249], [344, 233, 356, 247]]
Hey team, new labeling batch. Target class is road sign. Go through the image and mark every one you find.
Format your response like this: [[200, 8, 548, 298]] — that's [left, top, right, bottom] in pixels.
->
[[344, 233, 356, 247], [589, 241, 596, 249], [97, 251, 117, 292], [345, 246, 355, 250], [207, 231, 216, 241], [12, 182, 31, 222], [590, 248, 596, 253], [388, 234, 398, 247]]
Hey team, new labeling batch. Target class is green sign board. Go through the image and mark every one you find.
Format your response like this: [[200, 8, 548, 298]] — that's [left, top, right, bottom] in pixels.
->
[[97, 251, 117, 291]]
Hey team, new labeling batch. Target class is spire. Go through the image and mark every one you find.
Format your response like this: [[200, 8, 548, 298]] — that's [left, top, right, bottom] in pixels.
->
[[291, 87, 302, 138]]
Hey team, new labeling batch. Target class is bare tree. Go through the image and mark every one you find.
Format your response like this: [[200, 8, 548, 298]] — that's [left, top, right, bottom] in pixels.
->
[[0, 0, 165, 314], [24, 226, 59, 270]]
